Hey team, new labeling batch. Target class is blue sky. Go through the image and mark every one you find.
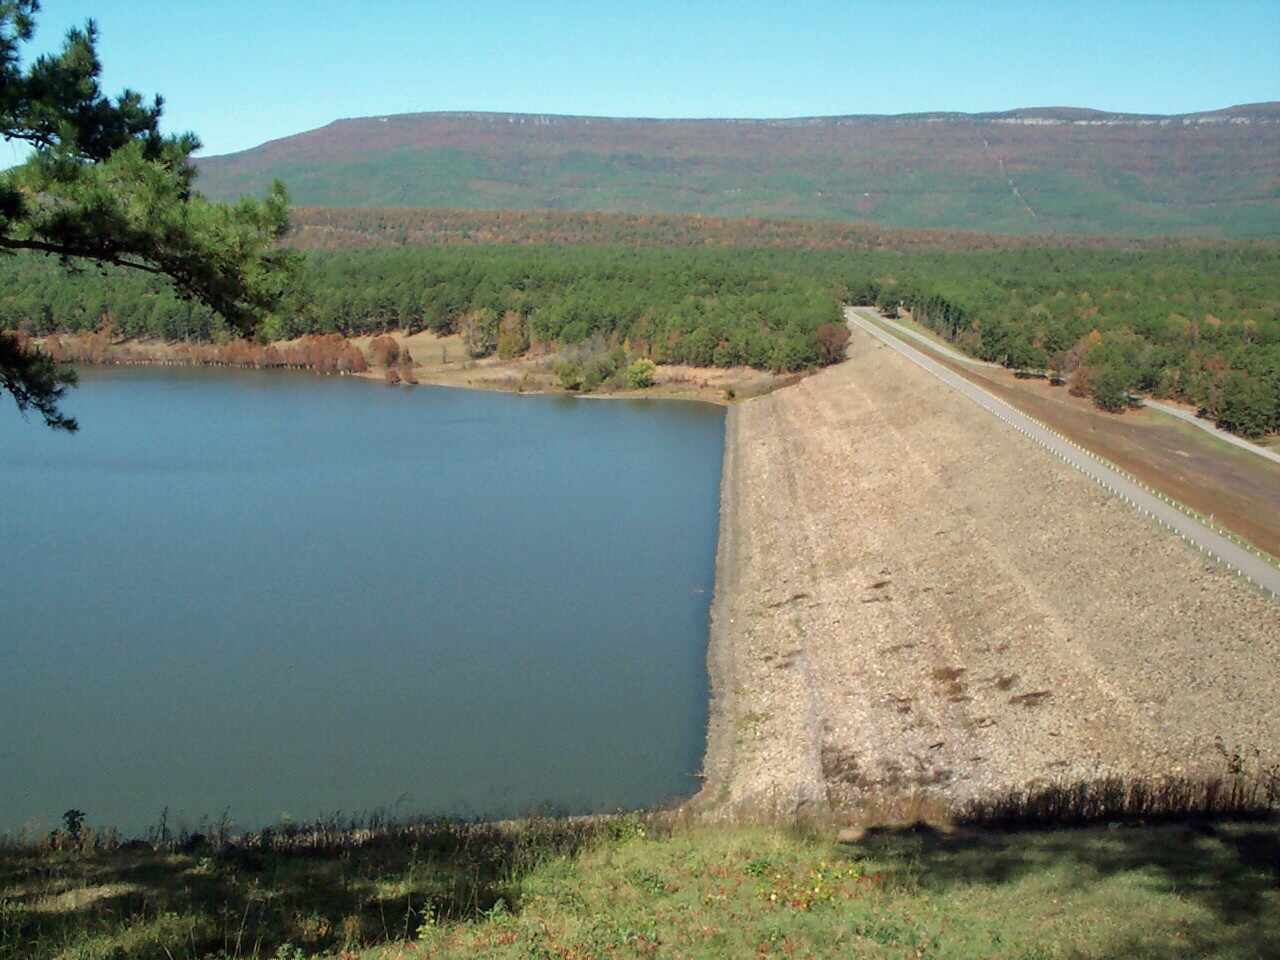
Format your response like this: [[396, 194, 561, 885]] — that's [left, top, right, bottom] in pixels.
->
[[13, 0, 1280, 159]]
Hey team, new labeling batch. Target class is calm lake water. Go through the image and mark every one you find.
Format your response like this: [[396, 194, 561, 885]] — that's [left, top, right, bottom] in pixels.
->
[[0, 368, 724, 836]]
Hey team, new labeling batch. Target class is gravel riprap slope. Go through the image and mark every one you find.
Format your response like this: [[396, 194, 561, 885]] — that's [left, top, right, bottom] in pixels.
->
[[701, 324, 1279, 815]]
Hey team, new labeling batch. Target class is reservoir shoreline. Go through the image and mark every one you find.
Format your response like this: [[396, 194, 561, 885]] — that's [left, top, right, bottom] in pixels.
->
[[24, 325, 1279, 830], [698, 403, 741, 807], [41, 330, 801, 408], [2, 368, 724, 835]]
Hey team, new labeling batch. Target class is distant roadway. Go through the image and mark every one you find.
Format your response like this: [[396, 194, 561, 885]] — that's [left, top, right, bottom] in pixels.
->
[[861, 308, 1280, 468], [845, 306, 1280, 599]]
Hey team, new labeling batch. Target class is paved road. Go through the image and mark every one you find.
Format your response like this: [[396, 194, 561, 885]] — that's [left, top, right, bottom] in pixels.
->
[[862, 310, 1003, 370], [846, 306, 1280, 599], [864, 309, 1280, 467]]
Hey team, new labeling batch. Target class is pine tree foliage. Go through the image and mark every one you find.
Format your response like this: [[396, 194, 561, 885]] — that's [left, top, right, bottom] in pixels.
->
[[0, 1, 296, 429]]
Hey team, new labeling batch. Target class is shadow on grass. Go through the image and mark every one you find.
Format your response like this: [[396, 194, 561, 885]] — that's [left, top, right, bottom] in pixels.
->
[[0, 816, 606, 960], [851, 820, 1280, 958]]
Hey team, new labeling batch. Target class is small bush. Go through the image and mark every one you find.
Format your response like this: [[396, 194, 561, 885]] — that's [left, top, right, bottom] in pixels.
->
[[554, 336, 630, 392], [581, 357, 610, 392], [555, 361, 583, 390], [814, 323, 850, 365], [627, 358, 657, 389]]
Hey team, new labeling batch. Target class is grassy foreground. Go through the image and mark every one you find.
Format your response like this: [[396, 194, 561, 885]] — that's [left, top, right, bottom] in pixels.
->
[[4, 813, 1277, 960]]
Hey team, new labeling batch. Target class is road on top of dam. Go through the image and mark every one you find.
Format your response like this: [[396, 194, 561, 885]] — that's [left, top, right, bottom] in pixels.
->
[[861, 308, 1280, 468], [845, 306, 1280, 600]]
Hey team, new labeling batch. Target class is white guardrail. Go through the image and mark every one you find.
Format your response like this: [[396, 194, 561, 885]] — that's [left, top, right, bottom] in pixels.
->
[[846, 306, 1280, 603]]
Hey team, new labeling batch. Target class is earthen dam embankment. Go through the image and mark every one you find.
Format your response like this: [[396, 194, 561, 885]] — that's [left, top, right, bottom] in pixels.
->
[[701, 323, 1279, 814]]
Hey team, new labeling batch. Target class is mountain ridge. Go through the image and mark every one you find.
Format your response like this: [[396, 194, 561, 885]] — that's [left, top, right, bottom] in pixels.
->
[[230, 102, 1280, 147], [195, 104, 1280, 238]]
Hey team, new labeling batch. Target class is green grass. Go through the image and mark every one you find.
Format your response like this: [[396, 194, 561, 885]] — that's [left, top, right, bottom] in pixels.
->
[[403, 821, 1279, 960], [0, 816, 598, 960], [1139, 407, 1280, 475], [5, 813, 1278, 959]]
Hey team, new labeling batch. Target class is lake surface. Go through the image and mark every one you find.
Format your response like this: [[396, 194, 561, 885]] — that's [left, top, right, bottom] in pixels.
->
[[0, 368, 724, 836]]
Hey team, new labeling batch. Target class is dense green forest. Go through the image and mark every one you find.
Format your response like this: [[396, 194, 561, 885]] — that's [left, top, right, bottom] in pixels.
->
[[854, 246, 1280, 438], [2, 242, 1277, 436], [0, 247, 845, 374]]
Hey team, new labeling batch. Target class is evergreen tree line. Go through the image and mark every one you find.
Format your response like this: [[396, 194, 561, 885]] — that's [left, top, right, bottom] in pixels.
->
[[840, 246, 1280, 438], [0, 246, 843, 374], [1, 242, 1277, 436]]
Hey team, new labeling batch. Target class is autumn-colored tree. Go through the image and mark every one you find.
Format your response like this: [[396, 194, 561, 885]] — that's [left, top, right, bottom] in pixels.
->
[[496, 311, 529, 359], [1067, 365, 1093, 398], [367, 335, 400, 368], [814, 323, 851, 365]]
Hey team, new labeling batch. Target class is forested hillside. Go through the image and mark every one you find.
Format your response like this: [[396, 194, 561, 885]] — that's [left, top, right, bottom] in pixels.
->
[[3, 241, 1277, 436], [195, 105, 1280, 238], [284, 206, 1144, 253]]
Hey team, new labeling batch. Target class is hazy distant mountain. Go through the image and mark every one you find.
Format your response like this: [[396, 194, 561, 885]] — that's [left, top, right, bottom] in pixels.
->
[[196, 104, 1280, 238]]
